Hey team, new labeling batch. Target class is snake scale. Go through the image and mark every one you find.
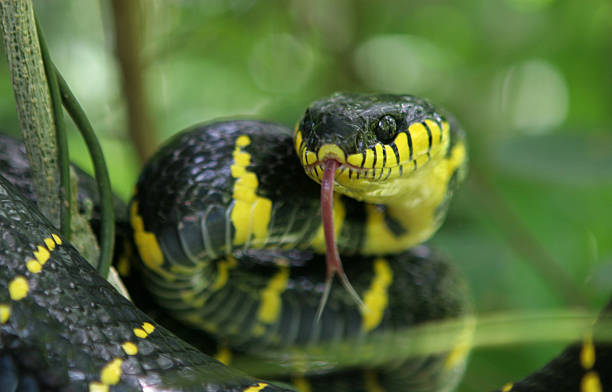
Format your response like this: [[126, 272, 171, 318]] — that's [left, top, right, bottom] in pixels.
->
[[0, 93, 609, 391]]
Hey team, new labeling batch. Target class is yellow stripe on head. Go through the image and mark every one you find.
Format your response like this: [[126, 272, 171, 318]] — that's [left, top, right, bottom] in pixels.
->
[[347, 152, 364, 167], [393, 132, 411, 163], [408, 122, 430, 158], [373, 144, 384, 168], [294, 130, 303, 154], [424, 119, 441, 145], [363, 148, 375, 168], [383, 145, 397, 167]]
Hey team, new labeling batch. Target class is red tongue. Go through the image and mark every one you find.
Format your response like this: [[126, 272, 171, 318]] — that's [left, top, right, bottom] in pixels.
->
[[316, 160, 364, 322], [321, 159, 342, 278]]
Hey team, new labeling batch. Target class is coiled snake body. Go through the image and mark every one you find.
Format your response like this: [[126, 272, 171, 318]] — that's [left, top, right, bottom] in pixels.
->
[[0, 93, 604, 391]]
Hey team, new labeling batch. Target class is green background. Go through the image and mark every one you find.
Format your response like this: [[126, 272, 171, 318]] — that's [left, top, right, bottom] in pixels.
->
[[2, 0, 612, 390]]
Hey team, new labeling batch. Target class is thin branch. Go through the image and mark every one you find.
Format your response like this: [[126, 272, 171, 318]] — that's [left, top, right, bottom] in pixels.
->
[[57, 72, 115, 279]]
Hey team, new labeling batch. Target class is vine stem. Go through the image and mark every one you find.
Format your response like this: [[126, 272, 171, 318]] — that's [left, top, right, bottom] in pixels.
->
[[57, 72, 115, 279]]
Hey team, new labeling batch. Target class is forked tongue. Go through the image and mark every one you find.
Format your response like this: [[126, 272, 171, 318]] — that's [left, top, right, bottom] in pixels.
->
[[315, 159, 365, 322]]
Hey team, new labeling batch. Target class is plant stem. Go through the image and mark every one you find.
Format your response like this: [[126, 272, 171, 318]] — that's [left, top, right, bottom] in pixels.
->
[[35, 17, 72, 241], [57, 72, 115, 279], [0, 0, 59, 225]]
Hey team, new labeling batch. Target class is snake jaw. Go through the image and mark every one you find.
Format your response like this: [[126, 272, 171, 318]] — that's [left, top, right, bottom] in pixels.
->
[[316, 159, 365, 322]]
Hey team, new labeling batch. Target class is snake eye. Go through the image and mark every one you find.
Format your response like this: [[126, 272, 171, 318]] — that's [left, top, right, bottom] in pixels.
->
[[374, 115, 397, 144]]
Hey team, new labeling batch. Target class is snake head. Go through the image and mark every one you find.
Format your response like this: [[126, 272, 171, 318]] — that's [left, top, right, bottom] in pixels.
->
[[294, 93, 452, 203]]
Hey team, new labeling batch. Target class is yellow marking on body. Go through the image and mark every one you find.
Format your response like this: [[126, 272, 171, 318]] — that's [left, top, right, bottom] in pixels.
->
[[88, 382, 109, 392], [33, 245, 50, 265], [214, 345, 233, 365], [317, 144, 345, 162], [501, 383, 513, 392], [230, 135, 273, 246], [362, 258, 392, 331], [581, 371, 602, 392], [408, 122, 430, 158], [100, 358, 123, 385], [0, 304, 10, 323], [52, 233, 62, 245], [363, 204, 425, 254], [363, 138, 466, 254], [8, 276, 28, 301], [142, 322, 155, 334], [257, 265, 289, 323], [309, 194, 345, 252], [211, 256, 238, 290], [244, 383, 268, 392], [130, 202, 168, 279], [121, 341, 138, 355], [26, 259, 42, 274], [444, 342, 471, 370], [425, 119, 441, 145], [364, 370, 385, 392], [133, 328, 148, 338], [347, 152, 364, 167], [117, 254, 130, 277], [373, 144, 385, 168], [292, 375, 312, 392], [393, 132, 410, 162], [133, 322, 155, 338], [581, 333, 595, 369], [363, 148, 375, 168], [383, 145, 397, 167], [252, 324, 265, 336], [43, 237, 56, 251]]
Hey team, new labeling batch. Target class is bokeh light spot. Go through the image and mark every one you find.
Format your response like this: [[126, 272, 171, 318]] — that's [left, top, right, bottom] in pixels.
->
[[353, 35, 454, 96], [498, 59, 569, 134]]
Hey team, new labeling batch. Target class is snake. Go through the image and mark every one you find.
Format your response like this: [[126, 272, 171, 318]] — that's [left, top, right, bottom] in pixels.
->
[[0, 92, 608, 391]]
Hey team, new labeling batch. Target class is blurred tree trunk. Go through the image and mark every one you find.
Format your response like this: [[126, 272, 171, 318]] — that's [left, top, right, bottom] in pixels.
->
[[110, 0, 156, 164]]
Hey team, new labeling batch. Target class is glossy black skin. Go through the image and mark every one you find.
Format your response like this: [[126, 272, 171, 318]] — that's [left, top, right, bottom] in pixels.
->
[[299, 93, 446, 154], [131, 119, 474, 392], [0, 174, 290, 392], [491, 305, 612, 392]]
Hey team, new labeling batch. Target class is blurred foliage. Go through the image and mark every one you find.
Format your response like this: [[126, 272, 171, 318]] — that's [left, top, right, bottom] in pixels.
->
[[1, 0, 611, 390]]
